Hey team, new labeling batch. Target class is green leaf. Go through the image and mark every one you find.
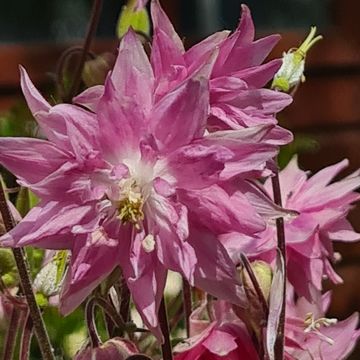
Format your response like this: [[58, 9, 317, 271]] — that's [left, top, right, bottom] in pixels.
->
[[116, 1, 150, 39]]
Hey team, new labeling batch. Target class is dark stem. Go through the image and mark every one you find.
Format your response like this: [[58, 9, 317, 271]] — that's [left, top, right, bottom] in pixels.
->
[[0, 182, 54, 360], [159, 297, 173, 360], [64, 0, 103, 102], [271, 172, 287, 360], [1, 305, 22, 360], [182, 278, 192, 338], [85, 297, 101, 348], [55, 46, 94, 102], [120, 279, 131, 324], [19, 313, 33, 360], [240, 253, 269, 317], [95, 297, 125, 330]]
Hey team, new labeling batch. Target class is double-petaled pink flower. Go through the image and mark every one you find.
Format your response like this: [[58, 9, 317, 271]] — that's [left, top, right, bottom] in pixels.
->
[[0, 24, 286, 337]]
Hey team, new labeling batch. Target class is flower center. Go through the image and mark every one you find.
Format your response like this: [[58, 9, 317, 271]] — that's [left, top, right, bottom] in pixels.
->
[[116, 178, 144, 227], [303, 312, 337, 345]]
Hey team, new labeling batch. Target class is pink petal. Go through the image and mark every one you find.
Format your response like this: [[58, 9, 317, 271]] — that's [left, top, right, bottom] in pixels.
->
[[19, 65, 51, 115], [73, 85, 104, 112], [150, 0, 184, 53], [178, 185, 265, 235], [0, 137, 70, 185], [60, 232, 120, 314]]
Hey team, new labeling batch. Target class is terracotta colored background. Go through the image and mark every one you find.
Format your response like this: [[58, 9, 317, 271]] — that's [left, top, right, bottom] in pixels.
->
[[0, 0, 359, 357]]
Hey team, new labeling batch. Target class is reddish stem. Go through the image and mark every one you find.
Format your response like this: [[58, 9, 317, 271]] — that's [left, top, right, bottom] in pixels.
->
[[64, 0, 103, 102], [0, 182, 54, 360], [271, 172, 287, 360], [19, 313, 33, 360], [1, 306, 22, 360], [159, 297, 173, 360], [182, 278, 192, 338]]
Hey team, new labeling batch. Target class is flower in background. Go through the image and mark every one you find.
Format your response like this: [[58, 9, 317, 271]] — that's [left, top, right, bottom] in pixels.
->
[[285, 286, 360, 360], [174, 301, 259, 360], [221, 157, 360, 300]]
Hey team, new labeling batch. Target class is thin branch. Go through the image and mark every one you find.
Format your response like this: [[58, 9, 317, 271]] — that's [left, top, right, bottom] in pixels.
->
[[19, 313, 33, 360], [159, 297, 173, 360], [64, 0, 104, 102], [85, 297, 101, 348], [182, 278, 192, 338], [120, 279, 131, 324], [1, 306, 22, 360], [0, 182, 54, 360], [240, 253, 269, 317], [271, 172, 287, 360]]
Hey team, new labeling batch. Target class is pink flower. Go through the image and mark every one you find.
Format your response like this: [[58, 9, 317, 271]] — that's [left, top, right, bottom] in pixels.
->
[[174, 301, 259, 360], [75, 1, 292, 147], [149, 0, 292, 139], [285, 286, 360, 360], [221, 157, 360, 299], [0, 29, 282, 338]]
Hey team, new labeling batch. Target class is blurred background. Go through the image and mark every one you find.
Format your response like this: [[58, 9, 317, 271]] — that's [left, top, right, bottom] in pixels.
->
[[0, 0, 359, 358]]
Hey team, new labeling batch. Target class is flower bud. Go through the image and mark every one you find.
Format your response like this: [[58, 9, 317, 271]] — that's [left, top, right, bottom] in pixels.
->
[[74, 338, 140, 360], [0, 248, 19, 287], [82, 52, 116, 87], [272, 27, 322, 93], [234, 260, 273, 340], [116, 0, 150, 39]]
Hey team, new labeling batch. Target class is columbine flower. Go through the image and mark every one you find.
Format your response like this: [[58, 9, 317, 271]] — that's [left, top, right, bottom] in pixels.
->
[[173, 301, 259, 360], [0, 29, 282, 337], [220, 156, 360, 299], [285, 287, 360, 360], [75, 1, 293, 147], [149, 1, 292, 138]]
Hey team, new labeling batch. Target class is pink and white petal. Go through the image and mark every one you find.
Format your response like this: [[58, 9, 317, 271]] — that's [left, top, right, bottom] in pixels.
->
[[0, 137, 70, 184], [112, 29, 154, 110], [151, 0, 184, 53], [212, 5, 255, 75], [120, 229, 167, 339], [35, 103, 99, 153], [148, 194, 196, 282], [151, 28, 185, 84], [310, 314, 360, 360], [177, 185, 265, 235], [221, 35, 280, 76], [185, 30, 230, 69], [202, 328, 238, 356], [73, 85, 104, 112], [60, 232, 120, 315], [188, 228, 246, 306], [150, 67, 210, 152], [230, 59, 282, 88], [0, 201, 94, 249], [165, 143, 233, 189], [19, 65, 51, 115]]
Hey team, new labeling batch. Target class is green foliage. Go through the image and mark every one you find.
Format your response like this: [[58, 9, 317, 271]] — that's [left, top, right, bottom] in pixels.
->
[[278, 134, 319, 168], [0, 101, 37, 138]]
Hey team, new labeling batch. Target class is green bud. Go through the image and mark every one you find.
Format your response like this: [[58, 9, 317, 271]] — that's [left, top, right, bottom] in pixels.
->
[[82, 52, 116, 87], [33, 250, 68, 297], [116, 0, 150, 39], [35, 292, 49, 309], [0, 248, 19, 287]]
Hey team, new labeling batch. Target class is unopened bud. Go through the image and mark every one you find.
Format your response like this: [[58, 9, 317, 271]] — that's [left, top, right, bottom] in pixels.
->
[[272, 27, 322, 93], [235, 260, 273, 340], [74, 338, 140, 360], [33, 250, 68, 298], [0, 249, 19, 287], [82, 52, 116, 87]]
